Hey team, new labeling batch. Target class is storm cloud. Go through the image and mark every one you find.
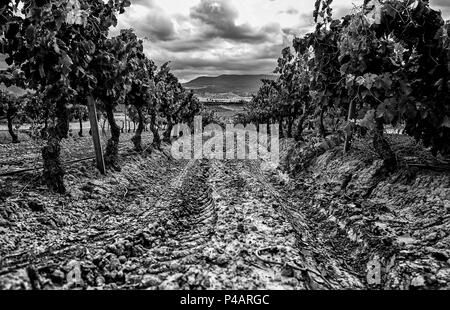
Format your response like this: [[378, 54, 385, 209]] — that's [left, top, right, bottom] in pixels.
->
[[1, 0, 449, 82], [114, 0, 318, 81], [189, 0, 277, 43]]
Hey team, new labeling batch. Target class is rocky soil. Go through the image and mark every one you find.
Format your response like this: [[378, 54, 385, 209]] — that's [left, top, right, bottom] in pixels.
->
[[0, 134, 448, 290], [279, 136, 450, 290]]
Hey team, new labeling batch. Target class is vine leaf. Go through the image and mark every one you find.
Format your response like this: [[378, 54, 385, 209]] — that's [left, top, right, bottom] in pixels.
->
[[358, 109, 376, 130]]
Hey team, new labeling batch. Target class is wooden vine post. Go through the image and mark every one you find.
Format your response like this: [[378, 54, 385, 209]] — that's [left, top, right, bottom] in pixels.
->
[[87, 96, 106, 175], [124, 104, 128, 133], [344, 99, 356, 154]]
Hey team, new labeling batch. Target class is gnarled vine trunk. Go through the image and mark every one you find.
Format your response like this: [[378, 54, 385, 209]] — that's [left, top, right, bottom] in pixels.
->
[[7, 112, 19, 144], [294, 115, 306, 142], [78, 117, 83, 137], [120, 120, 125, 133], [294, 105, 310, 142], [286, 116, 294, 138], [319, 108, 326, 138], [41, 116, 49, 139], [42, 103, 69, 194], [373, 119, 396, 173], [131, 106, 145, 152], [104, 107, 121, 171], [101, 118, 107, 133], [150, 112, 161, 149], [278, 117, 285, 138], [163, 116, 173, 143]]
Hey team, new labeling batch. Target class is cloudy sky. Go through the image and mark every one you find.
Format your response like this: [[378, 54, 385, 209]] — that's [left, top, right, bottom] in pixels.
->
[[1, 0, 449, 82], [113, 0, 352, 82], [113, 0, 450, 82]]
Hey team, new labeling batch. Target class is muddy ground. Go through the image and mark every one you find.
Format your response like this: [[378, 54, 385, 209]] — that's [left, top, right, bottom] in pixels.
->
[[0, 134, 449, 290]]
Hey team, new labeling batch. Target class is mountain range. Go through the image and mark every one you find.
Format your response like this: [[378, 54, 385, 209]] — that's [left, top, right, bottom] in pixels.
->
[[1, 74, 278, 100], [183, 74, 277, 98]]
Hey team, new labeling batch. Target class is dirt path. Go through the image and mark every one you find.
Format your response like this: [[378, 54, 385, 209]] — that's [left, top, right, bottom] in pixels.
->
[[139, 158, 305, 289], [1, 151, 367, 290], [128, 158, 365, 290]]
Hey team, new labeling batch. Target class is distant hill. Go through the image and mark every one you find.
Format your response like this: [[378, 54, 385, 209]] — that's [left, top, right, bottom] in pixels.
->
[[183, 74, 277, 98]]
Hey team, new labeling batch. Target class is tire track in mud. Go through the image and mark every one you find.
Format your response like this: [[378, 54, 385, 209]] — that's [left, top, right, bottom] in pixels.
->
[[205, 159, 308, 289], [0, 152, 366, 289], [135, 159, 219, 276], [241, 160, 366, 289], [211, 159, 330, 289], [0, 155, 191, 271], [124, 157, 366, 289], [133, 158, 305, 289], [139, 158, 352, 289], [0, 156, 218, 288]]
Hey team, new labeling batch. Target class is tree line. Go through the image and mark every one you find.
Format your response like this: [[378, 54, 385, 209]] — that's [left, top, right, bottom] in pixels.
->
[[238, 0, 449, 170], [0, 0, 207, 193]]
